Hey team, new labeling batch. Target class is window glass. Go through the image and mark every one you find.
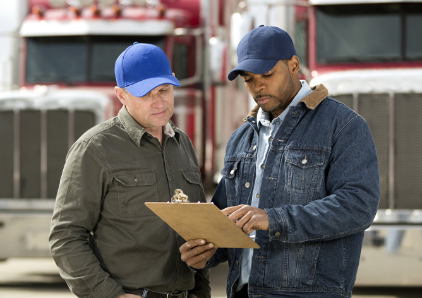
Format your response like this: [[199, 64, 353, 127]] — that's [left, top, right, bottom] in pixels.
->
[[316, 4, 401, 64], [173, 43, 189, 80], [26, 36, 165, 84], [91, 36, 165, 82], [26, 37, 87, 83], [406, 4, 422, 60]]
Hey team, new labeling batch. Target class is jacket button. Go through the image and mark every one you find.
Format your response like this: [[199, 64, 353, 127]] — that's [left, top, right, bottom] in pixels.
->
[[302, 157, 307, 164], [269, 137, 273, 141], [261, 164, 265, 169], [275, 232, 281, 237], [134, 178, 138, 183], [245, 182, 250, 188], [235, 260, 239, 266], [230, 169, 235, 175], [253, 145, 257, 151]]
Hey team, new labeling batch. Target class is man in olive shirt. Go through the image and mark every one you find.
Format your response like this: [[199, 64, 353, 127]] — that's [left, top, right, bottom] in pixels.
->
[[49, 43, 210, 298]]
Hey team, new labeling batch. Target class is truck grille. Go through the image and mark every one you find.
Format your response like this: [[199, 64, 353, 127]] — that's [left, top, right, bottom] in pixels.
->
[[0, 109, 95, 199], [335, 93, 422, 209]]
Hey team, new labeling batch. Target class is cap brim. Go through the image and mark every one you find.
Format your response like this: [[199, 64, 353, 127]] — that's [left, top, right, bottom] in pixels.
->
[[125, 75, 180, 97], [228, 59, 279, 81]]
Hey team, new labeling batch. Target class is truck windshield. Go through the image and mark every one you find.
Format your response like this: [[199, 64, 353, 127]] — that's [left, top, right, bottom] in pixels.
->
[[25, 36, 165, 84], [316, 3, 422, 64]]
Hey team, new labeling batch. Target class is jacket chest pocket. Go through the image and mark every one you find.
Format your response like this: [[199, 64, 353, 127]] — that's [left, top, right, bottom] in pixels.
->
[[285, 149, 326, 205], [114, 170, 158, 217]]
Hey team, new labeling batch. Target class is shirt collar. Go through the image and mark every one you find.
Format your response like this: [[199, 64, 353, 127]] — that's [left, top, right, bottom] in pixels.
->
[[257, 80, 312, 128], [118, 106, 178, 146], [163, 122, 175, 137]]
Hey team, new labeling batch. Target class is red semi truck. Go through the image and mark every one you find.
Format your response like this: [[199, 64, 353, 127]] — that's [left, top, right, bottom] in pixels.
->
[[0, 0, 249, 259], [2, 0, 421, 287]]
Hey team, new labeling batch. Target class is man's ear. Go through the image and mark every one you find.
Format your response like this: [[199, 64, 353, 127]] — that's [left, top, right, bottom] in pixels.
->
[[115, 87, 127, 106], [288, 56, 300, 74]]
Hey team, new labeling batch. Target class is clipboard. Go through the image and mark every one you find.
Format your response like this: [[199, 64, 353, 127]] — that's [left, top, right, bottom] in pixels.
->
[[145, 202, 260, 249]]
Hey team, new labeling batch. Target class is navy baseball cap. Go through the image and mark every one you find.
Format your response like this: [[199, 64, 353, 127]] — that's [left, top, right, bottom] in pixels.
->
[[228, 25, 297, 81], [115, 42, 180, 97]]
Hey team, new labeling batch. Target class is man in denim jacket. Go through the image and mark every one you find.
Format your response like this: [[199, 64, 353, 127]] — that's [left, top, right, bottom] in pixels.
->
[[180, 26, 380, 297]]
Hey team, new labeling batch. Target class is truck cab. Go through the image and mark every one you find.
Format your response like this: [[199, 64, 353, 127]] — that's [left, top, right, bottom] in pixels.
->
[[0, 0, 249, 259]]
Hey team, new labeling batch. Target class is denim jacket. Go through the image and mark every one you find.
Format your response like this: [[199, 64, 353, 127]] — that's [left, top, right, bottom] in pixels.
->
[[209, 85, 380, 298]]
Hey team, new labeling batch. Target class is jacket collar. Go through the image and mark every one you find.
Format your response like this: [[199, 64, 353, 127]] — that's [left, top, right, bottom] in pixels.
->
[[117, 106, 180, 147], [245, 84, 329, 120], [299, 84, 329, 109]]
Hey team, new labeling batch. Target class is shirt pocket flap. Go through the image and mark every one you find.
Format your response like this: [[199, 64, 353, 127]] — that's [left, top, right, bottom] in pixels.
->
[[114, 171, 156, 187], [285, 150, 325, 169], [181, 169, 201, 185]]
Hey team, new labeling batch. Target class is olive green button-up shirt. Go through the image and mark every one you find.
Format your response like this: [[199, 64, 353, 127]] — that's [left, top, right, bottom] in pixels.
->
[[49, 107, 210, 298]]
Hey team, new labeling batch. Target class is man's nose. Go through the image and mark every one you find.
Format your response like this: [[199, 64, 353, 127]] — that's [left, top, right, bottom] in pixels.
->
[[252, 79, 265, 92], [151, 94, 165, 107]]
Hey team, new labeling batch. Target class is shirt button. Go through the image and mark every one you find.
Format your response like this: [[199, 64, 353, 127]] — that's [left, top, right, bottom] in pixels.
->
[[245, 182, 250, 188], [253, 145, 257, 151], [275, 232, 281, 237], [261, 164, 265, 169]]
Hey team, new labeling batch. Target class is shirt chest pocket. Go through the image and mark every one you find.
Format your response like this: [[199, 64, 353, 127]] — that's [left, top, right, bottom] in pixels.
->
[[180, 168, 204, 202], [285, 149, 326, 204], [114, 170, 158, 217]]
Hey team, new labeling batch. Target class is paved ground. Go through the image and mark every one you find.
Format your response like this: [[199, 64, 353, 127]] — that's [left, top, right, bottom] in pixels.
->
[[0, 258, 228, 298], [0, 258, 421, 297]]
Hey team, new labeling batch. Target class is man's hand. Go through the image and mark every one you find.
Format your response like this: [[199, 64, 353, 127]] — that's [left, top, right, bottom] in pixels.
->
[[180, 239, 216, 269], [223, 204, 269, 234]]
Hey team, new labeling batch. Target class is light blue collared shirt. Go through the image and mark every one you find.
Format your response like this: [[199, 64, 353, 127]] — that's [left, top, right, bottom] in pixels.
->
[[238, 80, 312, 290]]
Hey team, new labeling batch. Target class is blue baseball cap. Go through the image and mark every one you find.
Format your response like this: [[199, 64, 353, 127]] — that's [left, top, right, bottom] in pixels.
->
[[228, 25, 297, 81], [115, 42, 180, 97]]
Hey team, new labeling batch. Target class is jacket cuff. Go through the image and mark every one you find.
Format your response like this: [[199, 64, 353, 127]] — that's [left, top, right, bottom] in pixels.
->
[[265, 208, 287, 241]]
